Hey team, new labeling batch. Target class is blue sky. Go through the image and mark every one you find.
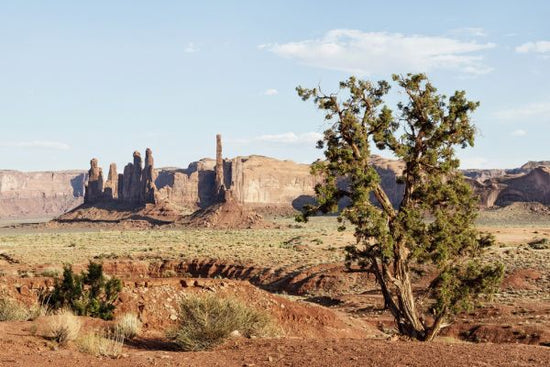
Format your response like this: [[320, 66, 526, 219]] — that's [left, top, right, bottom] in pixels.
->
[[1, 0, 549, 171]]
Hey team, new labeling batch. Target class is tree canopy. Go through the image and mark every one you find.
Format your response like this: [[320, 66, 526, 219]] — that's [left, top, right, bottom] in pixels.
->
[[297, 73, 503, 341]]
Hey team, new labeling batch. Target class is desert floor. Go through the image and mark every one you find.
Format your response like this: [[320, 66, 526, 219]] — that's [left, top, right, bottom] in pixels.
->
[[0, 212, 549, 366]]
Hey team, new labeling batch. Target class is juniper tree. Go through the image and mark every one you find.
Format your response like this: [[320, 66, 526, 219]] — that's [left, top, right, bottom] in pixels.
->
[[297, 73, 503, 341]]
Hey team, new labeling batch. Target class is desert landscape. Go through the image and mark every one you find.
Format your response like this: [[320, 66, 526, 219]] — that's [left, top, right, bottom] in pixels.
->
[[0, 134, 549, 366], [1, 2, 549, 366]]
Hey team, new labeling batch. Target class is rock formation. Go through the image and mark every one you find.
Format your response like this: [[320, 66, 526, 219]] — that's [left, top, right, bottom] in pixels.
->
[[215, 134, 225, 200], [103, 163, 118, 200], [84, 158, 103, 204], [82, 149, 158, 207], [0, 170, 85, 219], [141, 148, 158, 204], [126, 151, 143, 204], [2, 134, 550, 220]]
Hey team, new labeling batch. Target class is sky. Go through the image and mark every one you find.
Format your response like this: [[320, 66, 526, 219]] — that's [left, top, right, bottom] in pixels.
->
[[0, 0, 549, 171]]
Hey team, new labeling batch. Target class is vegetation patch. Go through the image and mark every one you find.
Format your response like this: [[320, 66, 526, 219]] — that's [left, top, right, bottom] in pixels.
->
[[0, 296, 29, 321], [76, 329, 124, 358], [168, 294, 275, 351], [45, 309, 81, 345], [43, 262, 122, 320], [115, 313, 141, 339]]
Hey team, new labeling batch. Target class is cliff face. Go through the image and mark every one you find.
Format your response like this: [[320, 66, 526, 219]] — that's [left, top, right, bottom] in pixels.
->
[[156, 156, 318, 210], [494, 167, 550, 206], [84, 149, 158, 206], [0, 170, 85, 219], [2, 153, 550, 220], [155, 154, 404, 211]]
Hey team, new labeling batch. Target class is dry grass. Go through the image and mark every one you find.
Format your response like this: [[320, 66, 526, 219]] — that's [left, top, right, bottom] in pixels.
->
[[76, 330, 124, 358], [168, 294, 275, 351], [115, 313, 141, 339], [0, 217, 354, 268], [0, 296, 29, 321], [46, 309, 81, 344]]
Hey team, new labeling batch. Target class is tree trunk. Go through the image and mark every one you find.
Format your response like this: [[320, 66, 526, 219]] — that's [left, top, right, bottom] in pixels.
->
[[394, 261, 425, 339], [373, 243, 427, 340]]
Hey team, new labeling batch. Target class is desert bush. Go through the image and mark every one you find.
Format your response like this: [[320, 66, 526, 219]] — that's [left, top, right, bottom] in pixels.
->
[[39, 268, 61, 278], [161, 269, 178, 278], [43, 262, 122, 320], [27, 303, 50, 321], [77, 329, 124, 358], [46, 309, 81, 344], [168, 294, 273, 351], [115, 313, 141, 339], [0, 296, 29, 321]]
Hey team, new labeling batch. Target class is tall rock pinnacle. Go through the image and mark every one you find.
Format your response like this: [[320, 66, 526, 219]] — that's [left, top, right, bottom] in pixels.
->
[[84, 158, 103, 204], [215, 134, 225, 199]]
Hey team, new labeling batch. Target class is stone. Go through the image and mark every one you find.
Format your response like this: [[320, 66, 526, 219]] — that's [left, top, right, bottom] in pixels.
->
[[122, 163, 134, 201], [128, 151, 143, 204], [103, 163, 118, 200], [215, 134, 225, 200], [84, 158, 103, 204], [141, 148, 158, 204], [117, 173, 124, 199], [0, 170, 85, 219]]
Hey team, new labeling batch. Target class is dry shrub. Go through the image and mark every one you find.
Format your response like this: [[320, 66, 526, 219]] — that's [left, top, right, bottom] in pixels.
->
[[77, 330, 124, 358], [26, 303, 49, 321], [46, 309, 81, 344], [168, 294, 274, 351], [0, 296, 29, 321], [115, 313, 141, 339]]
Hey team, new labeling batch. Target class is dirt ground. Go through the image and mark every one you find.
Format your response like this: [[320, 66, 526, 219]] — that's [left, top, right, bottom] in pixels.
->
[[1, 215, 549, 366], [0, 325, 548, 367]]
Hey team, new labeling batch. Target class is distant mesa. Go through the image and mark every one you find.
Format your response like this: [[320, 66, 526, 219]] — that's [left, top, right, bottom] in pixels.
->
[[54, 135, 268, 229], [1, 135, 550, 222]]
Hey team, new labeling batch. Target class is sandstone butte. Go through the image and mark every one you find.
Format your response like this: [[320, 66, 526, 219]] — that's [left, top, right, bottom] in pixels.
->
[[0, 135, 550, 220]]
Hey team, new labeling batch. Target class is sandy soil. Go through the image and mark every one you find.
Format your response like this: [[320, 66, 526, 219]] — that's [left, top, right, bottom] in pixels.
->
[[0, 324, 548, 367], [1, 215, 549, 366]]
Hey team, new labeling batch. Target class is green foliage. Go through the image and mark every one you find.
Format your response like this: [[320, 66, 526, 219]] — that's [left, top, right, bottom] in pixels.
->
[[168, 294, 273, 351], [297, 73, 504, 340], [44, 262, 122, 320]]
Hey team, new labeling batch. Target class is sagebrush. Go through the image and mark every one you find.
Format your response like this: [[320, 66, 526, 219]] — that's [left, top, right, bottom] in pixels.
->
[[168, 294, 274, 351], [0, 296, 29, 321], [46, 309, 81, 344]]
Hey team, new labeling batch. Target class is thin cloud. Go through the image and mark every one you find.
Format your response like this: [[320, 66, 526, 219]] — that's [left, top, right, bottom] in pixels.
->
[[510, 129, 527, 137], [515, 41, 550, 54], [257, 132, 322, 144], [494, 101, 550, 122], [263, 88, 279, 96], [0, 140, 71, 150], [184, 42, 199, 53], [231, 132, 323, 145], [262, 29, 495, 76], [450, 27, 488, 38]]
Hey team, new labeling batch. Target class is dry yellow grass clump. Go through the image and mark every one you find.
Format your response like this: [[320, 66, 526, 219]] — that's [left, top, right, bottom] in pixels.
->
[[76, 330, 125, 358], [168, 294, 276, 351], [0, 296, 29, 321], [46, 309, 81, 344], [115, 313, 141, 339]]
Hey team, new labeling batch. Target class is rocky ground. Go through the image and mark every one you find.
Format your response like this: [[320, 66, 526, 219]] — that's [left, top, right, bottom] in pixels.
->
[[1, 215, 550, 365]]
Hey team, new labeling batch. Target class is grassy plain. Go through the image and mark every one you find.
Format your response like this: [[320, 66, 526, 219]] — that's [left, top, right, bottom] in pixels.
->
[[0, 212, 549, 281]]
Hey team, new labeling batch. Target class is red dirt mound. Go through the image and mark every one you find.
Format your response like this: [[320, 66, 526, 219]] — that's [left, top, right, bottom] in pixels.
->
[[51, 200, 184, 228], [183, 196, 269, 229]]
